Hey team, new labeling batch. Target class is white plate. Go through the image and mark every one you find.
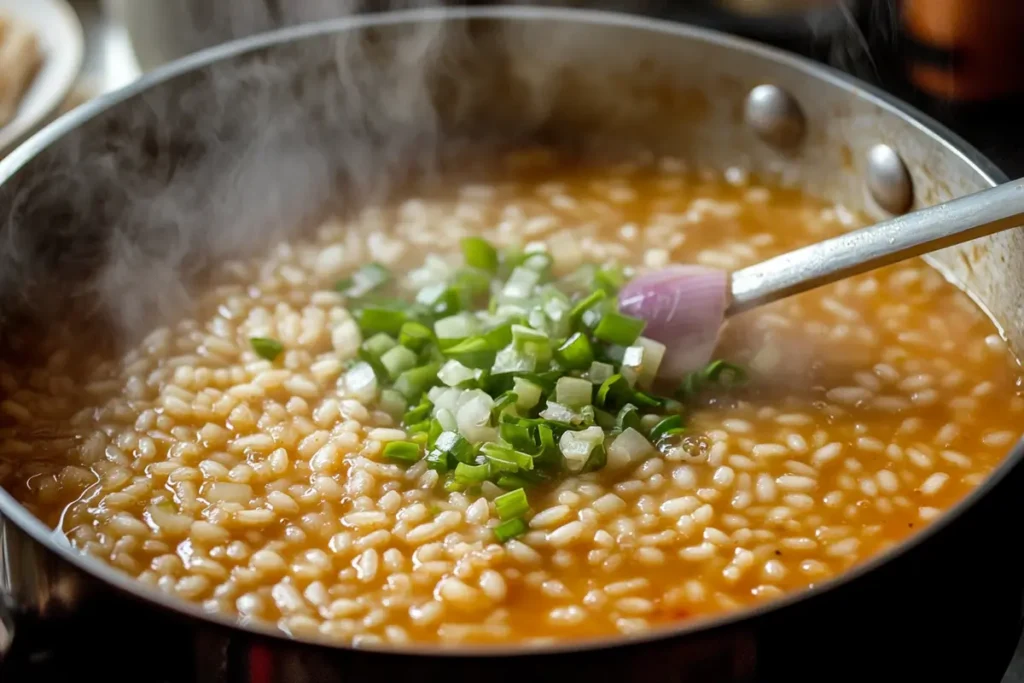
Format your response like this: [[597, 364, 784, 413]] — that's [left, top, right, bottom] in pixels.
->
[[0, 0, 84, 155]]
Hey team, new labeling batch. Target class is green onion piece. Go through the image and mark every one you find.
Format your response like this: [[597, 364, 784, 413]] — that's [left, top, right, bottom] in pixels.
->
[[593, 311, 646, 346], [480, 443, 535, 472], [496, 473, 539, 490], [380, 345, 418, 380], [558, 425, 605, 473], [454, 462, 490, 485], [616, 403, 641, 432], [361, 332, 397, 359], [337, 262, 391, 296], [356, 307, 408, 337], [491, 391, 520, 422], [595, 264, 626, 295], [399, 321, 434, 352], [393, 362, 441, 401], [493, 517, 528, 543], [556, 332, 594, 370], [403, 397, 433, 425], [425, 448, 451, 474], [433, 430, 475, 464], [649, 414, 684, 442], [250, 337, 284, 361], [586, 361, 615, 385], [438, 359, 480, 387], [499, 421, 534, 452], [521, 251, 553, 274], [704, 360, 749, 386], [378, 389, 408, 420], [534, 423, 561, 470], [502, 267, 541, 301], [494, 488, 529, 521], [461, 237, 499, 273], [383, 440, 421, 463], [417, 284, 462, 317], [555, 376, 594, 410], [435, 313, 479, 347], [511, 324, 548, 348], [569, 289, 607, 323], [631, 390, 662, 408], [483, 324, 514, 351], [512, 377, 543, 411], [444, 336, 498, 369], [596, 374, 631, 408], [491, 346, 537, 375], [427, 418, 444, 448]]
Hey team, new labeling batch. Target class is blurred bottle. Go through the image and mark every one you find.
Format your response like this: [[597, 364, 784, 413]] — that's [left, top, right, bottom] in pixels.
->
[[902, 0, 1024, 102]]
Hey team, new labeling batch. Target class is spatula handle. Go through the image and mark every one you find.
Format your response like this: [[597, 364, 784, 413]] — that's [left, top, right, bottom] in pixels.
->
[[727, 178, 1024, 316]]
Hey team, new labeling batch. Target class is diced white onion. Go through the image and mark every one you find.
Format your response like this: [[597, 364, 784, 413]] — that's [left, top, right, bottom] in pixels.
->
[[342, 362, 378, 403], [539, 401, 580, 424], [607, 427, 655, 470], [513, 378, 543, 411], [555, 376, 593, 409], [559, 426, 605, 473], [438, 359, 479, 387], [456, 392, 496, 443]]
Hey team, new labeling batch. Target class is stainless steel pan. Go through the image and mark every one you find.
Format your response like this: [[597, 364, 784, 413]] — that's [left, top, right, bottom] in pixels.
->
[[0, 7, 1020, 682]]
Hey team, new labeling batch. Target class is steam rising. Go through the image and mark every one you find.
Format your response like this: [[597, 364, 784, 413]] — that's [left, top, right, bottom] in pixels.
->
[[0, 0, 871, 359], [0, 2, 560, 353]]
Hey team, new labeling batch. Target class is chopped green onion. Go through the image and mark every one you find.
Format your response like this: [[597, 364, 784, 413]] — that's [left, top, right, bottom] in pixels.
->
[[559, 426, 605, 473], [493, 517, 528, 543], [555, 376, 593, 410], [461, 237, 499, 273], [383, 440, 421, 463], [596, 374, 630, 408], [438, 359, 480, 387], [586, 361, 615, 385], [337, 262, 391, 297], [454, 462, 490, 485], [432, 430, 474, 464], [512, 377, 543, 411], [593, 311, 646, 346], [378, 389, 408, 420], [704, 360, 749, 386], [361, 333, 397, 359], [444, 336, 497, 369], [494, 488, 529, 521], [569, 289, 607, 322], [649, 414, 684, 443], [380, 345, 418, 380], [616, 403, 641, 432], [491, 391, 520, 421], [250, 337, 284, 361], [556, 332, 594, 370], [404, 397, 433, 425], [435, 313, 479, 346], [499, 421, 534, 452], [399, 321, 434, 352], [393, 362, 441, 401], [356, 307, 407, 337]]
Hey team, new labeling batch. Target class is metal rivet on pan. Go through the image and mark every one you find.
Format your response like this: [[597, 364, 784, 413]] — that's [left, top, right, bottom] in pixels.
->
[[744, 84, 806, 149], [866, 143, 913, 215]]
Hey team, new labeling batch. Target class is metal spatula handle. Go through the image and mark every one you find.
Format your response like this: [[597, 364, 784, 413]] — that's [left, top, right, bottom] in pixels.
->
[[727, 179, 1024, 316]]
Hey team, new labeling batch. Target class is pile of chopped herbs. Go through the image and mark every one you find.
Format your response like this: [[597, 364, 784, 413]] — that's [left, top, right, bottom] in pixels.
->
[[254, 238, 746, 543]]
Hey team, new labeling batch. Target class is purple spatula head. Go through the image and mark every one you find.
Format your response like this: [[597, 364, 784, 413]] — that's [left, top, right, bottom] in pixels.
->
[[618, 265, 731, 379]]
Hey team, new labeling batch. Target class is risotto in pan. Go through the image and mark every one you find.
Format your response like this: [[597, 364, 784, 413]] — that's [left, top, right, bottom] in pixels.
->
[[1, 151, 1020, 646]]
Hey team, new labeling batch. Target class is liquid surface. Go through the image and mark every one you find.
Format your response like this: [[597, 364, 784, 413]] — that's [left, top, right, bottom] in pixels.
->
[[1, 154, 1020, 646]]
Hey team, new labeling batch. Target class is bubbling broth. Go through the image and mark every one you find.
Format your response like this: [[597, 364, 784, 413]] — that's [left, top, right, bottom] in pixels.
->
[[0, 152, 1020, 646]]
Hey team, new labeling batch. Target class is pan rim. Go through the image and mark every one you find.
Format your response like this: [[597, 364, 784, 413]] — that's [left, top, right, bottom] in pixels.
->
[[0, 4, 1016, 659]]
